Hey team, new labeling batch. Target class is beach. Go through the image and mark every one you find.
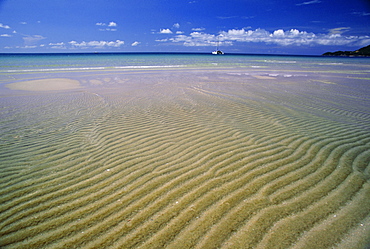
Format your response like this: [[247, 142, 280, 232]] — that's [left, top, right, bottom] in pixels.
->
[[0, 53, 369, 248]]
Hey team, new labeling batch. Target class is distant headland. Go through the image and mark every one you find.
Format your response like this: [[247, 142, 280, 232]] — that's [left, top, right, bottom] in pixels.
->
[[323, 45, 370, 57]]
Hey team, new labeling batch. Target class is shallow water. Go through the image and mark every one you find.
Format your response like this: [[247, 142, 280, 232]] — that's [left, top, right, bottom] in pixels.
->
[[0, 53, 370, 248]]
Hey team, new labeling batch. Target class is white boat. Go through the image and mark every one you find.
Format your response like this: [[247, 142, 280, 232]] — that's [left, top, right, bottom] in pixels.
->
[[212, 50, 224, 55], [212, 36, 224, 54]]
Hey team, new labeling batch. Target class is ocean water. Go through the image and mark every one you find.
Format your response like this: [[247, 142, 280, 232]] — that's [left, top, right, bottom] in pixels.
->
[[0, 53, 370, 248], [1, 52, 369, 70]]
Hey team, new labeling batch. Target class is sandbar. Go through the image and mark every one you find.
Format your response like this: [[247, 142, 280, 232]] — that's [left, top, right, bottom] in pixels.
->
[[6, 78, 82, 91], [252, 75, 276, 80]]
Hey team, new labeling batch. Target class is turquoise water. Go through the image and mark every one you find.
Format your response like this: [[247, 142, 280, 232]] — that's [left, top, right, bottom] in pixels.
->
[[1, 53, 369, 72], [1, 53, 369, 93]]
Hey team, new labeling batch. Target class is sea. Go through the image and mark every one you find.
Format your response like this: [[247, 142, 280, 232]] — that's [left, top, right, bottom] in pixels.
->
[[0, 53, 369, 249], [1, 52, 369, 73]]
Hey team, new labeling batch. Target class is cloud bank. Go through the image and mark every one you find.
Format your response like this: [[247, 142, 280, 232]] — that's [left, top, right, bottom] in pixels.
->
[[6, 39, 125, 50], [69, 40, 124, 48], [160, 28, 370, 47]]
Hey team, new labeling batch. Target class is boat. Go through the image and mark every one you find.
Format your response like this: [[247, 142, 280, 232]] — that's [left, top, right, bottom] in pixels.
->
[[212, 50, 224, 55], [212, 36, 224, 54]]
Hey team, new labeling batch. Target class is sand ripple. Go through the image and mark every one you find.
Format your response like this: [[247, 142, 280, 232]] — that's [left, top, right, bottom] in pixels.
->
[[1, 70, 369, 249]]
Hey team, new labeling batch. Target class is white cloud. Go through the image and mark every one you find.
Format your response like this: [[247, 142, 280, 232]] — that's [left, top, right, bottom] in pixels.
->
[[168, 32, 227, 47], [23, 45, 37, 49], [108, 22, 117, 27], [1, 34, 11, 37], [49, 42, 66, 49], [131, 41, 140, 46], [69, 40, 124, 48], [96, 22, 117, 31], [173, 23, 180, 29], [20, 22, 27, 25], [163, 28, 370, 47], [192, 27, 205, 31], [98, 28, 117, 32], [23, 35, 46, 45], [217, 16, 238, 20], [160, 29, 173, 34], [296, 0, 321, 6], [352, 12, 370, 16], [176, 31, 184, 34], [49, 42, 65, 46], [96, 21, 117, 26], [328, 27, 350, 35], [0, 23, 11, 29], [69, 41, 85, 47]]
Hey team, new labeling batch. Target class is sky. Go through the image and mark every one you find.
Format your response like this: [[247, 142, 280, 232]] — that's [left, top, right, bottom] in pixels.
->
[[0, 0, 369, 55]]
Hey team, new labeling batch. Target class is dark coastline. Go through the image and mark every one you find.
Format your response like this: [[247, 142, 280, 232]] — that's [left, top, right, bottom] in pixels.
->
[[323, 45, 370, 57]]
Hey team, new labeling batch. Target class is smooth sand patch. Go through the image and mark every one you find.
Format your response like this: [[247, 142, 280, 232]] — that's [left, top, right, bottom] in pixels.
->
[[252, 75, 276, 80], [6, 78, 82, 91], [90, 79, 103, 85]]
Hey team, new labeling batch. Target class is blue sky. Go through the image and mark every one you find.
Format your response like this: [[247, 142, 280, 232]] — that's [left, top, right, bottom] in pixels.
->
[[0, 0, 369, 55]]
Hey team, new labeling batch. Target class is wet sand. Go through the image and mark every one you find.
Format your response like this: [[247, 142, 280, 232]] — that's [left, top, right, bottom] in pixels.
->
[[0, 67, 369, 248]]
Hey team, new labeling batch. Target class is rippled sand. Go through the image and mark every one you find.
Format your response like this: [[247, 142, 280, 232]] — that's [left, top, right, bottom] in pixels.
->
[[1, 67, 370, 248]]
